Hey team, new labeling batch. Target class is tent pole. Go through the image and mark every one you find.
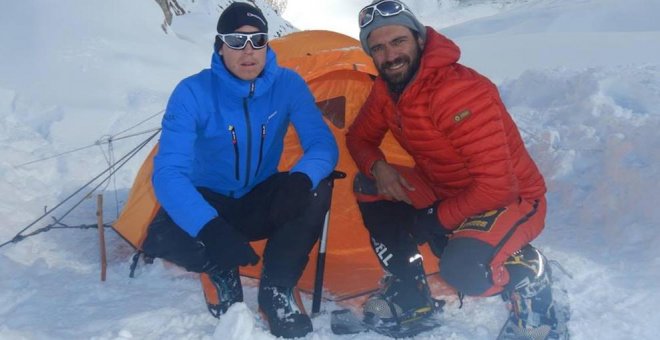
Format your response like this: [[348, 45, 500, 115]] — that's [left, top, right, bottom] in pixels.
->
[[97, 194, 107, 282]]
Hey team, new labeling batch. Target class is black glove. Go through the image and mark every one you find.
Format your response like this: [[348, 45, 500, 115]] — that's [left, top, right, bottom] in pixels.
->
[[197, 216, 259, 271], [269, 172, 312, 226], [409, 203, 450, 258]]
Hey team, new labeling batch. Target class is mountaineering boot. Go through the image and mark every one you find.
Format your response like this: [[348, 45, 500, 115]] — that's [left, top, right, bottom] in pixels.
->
[[201, 267, 243, 318], [362, 255, 438, 329], [258, 284, 313, 338], [498, 245, 569, 340]]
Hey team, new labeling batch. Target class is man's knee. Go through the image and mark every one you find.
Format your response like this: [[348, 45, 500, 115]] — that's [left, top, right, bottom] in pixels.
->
[[278, 176, 333, 243], [313, 176, 333, 203], [301, 177, 333, 224], [440, 237, 495, 296], [356, 199, 414, 238]]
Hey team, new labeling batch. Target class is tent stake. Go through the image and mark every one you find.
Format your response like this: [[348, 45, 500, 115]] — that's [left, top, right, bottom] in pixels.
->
[[97, 194, 107, 281]]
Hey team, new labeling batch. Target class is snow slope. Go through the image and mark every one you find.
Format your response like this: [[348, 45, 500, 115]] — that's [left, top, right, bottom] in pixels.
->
[[1, 0, 659, 339]]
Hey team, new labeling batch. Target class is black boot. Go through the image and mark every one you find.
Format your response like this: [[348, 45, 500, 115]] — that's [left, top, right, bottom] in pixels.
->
[[498, 245, 569, 340], [204, 267, 243, 318], [362, 256, 438, 329], [258, 284, 312, 338]]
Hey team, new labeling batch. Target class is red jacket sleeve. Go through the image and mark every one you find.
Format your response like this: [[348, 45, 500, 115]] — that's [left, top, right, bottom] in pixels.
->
[[433, 78, 519, 229], [346, 89, 389, 177]]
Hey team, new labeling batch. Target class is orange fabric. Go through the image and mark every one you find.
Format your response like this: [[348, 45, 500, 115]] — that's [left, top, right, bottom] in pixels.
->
[[200, 273, 219, 305], [113, 145, 160, 248], [113, 31, 443, 302], [346, 28, 546, 230]]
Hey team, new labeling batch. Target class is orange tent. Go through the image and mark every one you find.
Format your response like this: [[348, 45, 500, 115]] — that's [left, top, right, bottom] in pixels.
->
[[113, 30, 443, 303]]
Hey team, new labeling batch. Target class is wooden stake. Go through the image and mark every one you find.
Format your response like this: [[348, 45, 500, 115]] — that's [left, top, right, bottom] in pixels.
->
[[97, 194, 107, 282]]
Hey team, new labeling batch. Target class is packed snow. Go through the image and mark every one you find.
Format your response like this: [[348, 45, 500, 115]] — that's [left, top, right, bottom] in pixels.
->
[[1, 0, 659, 339]]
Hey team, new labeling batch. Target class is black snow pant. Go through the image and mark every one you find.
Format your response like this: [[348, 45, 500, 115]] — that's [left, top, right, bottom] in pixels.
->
[[357, 200, 422, 279], [354, 172, 544, 296], [142, 172, 333, 288]]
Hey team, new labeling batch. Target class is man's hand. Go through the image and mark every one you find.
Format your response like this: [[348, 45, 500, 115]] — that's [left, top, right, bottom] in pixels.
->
[[371, 160, 414, 204], [197, 216, 259, 270]]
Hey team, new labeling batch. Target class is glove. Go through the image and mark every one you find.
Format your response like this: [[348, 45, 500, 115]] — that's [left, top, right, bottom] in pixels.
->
[[197, 216, 259, 270], [409, 203, 450, 258], [268, 172, 312, 226]]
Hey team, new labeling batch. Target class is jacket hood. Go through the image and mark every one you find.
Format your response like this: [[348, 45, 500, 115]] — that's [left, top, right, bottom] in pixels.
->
[[419, 27, 461, 71], [210, 47, 281, 98]]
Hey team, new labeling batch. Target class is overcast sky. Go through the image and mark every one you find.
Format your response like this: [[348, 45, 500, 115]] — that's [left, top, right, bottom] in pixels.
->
[[282, 0, 364, 38]]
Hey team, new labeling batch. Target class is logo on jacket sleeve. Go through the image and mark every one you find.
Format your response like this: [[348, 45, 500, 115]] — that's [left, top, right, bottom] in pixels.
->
[[453, 109, 472, 123]]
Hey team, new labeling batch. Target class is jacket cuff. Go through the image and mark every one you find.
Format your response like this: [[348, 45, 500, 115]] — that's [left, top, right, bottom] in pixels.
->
[[438, 203, 461, 231], [364, 157, 385, 179]]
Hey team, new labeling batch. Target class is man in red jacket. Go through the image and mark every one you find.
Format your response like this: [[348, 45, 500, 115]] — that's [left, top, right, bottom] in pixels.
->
[[346, 1, 567, 338]]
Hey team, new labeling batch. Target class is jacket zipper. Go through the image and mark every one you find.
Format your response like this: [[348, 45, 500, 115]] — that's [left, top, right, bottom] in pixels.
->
[[395, 110, 403, 133], [228, 125, 239, 180], [241, 82, 256, 188], [255, 124, 266, 176]]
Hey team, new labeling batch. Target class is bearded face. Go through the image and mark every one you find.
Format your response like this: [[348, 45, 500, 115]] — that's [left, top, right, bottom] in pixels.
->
[[367, 25, 424, 94], [377, 43, 422, 94]]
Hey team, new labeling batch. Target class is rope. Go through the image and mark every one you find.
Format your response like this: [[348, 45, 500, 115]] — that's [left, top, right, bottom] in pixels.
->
[[109, 128, 161, 143], [6, 216, 113, 245], [14, 143, 103, 168], [0, 130, 160, 249], [13, 108, 163, 169], [97, 135, 114, 192], [111, 110, 163, 139], [13, 128, 160, 169], [92, 128, 160, 219], [97, 136, 121, 218]]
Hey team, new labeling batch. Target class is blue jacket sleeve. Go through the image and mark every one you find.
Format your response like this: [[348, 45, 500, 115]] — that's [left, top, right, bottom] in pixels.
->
[[287, 72, 339, 188], [152, 81, 217, 237]]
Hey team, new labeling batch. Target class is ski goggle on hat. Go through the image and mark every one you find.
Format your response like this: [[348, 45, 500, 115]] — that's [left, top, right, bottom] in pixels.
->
[[217, 32, 268, 50], [358, 0, 410, 28]]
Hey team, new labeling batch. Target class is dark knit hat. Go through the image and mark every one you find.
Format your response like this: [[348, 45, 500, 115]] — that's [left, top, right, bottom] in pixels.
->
[[359, 0, 426, 55], [217, 2, 268, 34]]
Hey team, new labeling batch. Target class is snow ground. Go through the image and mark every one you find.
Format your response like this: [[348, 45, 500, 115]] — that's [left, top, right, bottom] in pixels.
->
[[1, 0, 659, 339]]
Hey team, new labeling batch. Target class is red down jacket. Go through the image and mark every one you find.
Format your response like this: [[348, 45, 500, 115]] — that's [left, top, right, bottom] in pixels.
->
[[346, 28, 546, 230]]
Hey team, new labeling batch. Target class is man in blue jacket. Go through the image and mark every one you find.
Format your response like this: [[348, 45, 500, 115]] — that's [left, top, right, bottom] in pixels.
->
[[141, 3, 338, 338]]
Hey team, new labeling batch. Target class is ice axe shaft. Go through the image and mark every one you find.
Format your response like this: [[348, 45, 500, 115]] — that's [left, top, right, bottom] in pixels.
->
[[311, 170, 346, 315]]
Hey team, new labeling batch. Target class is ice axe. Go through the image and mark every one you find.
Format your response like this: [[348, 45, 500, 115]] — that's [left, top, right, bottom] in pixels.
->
[[311, 170, 346, 315]]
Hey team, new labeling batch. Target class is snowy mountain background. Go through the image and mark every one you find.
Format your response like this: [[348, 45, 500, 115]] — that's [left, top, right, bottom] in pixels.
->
[[1, 0, 659, 339]]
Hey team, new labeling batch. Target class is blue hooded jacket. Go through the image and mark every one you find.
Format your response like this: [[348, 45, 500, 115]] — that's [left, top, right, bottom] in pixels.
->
[[153, 48, 339, 237]]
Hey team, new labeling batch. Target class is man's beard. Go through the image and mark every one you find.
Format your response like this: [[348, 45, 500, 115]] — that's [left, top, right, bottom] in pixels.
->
[[377, 45, 422, 95]]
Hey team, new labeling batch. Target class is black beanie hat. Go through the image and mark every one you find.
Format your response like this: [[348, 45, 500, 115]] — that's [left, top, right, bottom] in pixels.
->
[[217, 2, 268, 34]]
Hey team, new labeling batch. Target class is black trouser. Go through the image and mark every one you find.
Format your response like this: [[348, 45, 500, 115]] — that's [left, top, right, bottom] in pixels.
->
[[358, 200, 422, 279], [142, 172, 333, 288], [355, 173, 522, 296]]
